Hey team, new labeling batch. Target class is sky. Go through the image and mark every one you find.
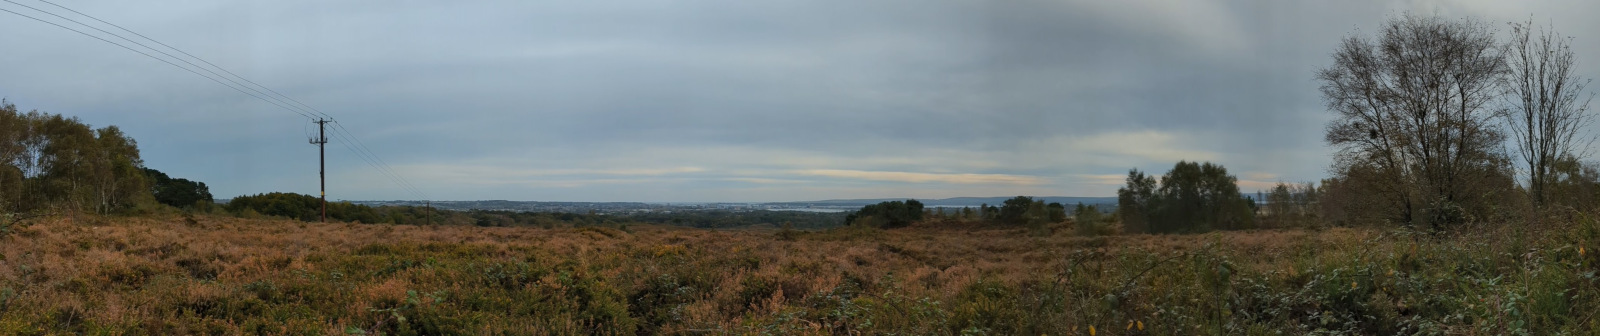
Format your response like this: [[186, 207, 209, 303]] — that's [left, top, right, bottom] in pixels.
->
[[1, 0, 1598, 202]]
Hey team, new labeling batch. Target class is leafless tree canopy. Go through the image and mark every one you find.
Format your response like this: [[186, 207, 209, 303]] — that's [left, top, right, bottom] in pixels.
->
[[1501, 19, 1596, 208], [1318, 14, 1513, 228]]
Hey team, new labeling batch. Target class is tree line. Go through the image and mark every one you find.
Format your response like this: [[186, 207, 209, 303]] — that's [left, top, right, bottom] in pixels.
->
[[224, 191, 853, 229], [226, 192, 611, 227], [844, 196, 1079, 234], [1115, 15, 1600, 233], [0, 100, 210, 215]]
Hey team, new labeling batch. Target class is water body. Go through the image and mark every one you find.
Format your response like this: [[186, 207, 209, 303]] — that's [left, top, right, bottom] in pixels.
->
[[770, 208, 850, 213]]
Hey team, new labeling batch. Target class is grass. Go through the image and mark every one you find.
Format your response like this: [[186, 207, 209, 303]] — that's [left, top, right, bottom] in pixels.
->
[[0, 214, 1595, 334]]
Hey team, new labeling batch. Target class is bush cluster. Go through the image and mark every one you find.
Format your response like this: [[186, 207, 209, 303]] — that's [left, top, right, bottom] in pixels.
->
[[844, 199, 923, 228]]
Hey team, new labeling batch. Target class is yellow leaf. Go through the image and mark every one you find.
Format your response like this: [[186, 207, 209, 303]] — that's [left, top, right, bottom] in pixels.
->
[[1352, 281, 1357, 289], [1138, 320, 1144, 331], [1127, 321, 1133, 330], [1090, 325, 1096, 336]]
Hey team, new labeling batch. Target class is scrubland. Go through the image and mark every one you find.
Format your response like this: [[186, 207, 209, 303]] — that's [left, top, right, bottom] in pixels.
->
[[0, 215, 1596, 335]]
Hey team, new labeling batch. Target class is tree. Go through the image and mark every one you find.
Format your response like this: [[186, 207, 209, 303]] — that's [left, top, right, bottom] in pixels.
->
[[144, 168, 213, 209], [979, 203, 997, 221], [1318, 14, 1511, 229], [227, 192, 387, 223], [1117, 161, 1254, 233], [1073, 203, 1112, 236], [0, 103, 155, 214], [89, 126, 150, 214], [1116, 169, 1157, 234], [1023, 200, 1050, 235], [1264, 182, 1320, 228], [1153, 161, 1255, 232], [999, 196, 1035, 225], [1544, 154, 1600, 209], [1501, 19, 1596, 208], [1046, 202, 1067, 223], [226, 192, 322, 221], [844, 199, 924, 228], [0, 101, 25, 213]]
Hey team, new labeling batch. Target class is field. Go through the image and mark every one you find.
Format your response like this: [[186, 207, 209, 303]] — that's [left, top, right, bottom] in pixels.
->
[[0, 215, 1597, 335]]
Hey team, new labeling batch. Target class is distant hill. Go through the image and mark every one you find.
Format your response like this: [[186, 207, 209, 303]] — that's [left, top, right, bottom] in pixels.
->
[[767, 196, 1119, 208], [345, 197, 1121, 213]]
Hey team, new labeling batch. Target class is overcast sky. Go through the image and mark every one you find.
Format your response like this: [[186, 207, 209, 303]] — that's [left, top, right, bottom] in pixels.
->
[[1, 0, 1597, 202]]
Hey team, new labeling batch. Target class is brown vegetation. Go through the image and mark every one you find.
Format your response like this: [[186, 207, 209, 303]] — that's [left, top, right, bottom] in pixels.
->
[[0, 214, 1595, 334]]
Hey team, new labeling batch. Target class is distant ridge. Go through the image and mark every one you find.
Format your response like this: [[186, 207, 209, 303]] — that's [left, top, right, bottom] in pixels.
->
[[768, 196, 1118, 207], [347, 197, 1121, 212]]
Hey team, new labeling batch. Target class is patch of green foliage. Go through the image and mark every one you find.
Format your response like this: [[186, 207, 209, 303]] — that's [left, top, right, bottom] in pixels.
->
[[142, 168, 212, 210], [845, 200, 924, 228]]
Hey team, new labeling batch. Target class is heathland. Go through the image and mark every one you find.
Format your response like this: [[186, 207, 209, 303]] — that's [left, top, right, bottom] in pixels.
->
[[0, 213, 1596, 335], [2, 11, 1600, 336]]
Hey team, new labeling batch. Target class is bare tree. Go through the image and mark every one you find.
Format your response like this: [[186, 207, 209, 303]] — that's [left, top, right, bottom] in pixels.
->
[[1318, 14, 1510, 229], [1501, 19, 1595, 208]]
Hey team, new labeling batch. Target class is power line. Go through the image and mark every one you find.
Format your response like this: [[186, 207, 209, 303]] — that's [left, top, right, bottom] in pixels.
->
[[3, 0, 313, 123], [0, 4, 316, 120], [0, 0, 430, 201], [331, 124, 429, 199], [326, 126, 428, 199], [3, 1, 430, 201], [329, 122, 424, 189], [33, 0, 334, 122]]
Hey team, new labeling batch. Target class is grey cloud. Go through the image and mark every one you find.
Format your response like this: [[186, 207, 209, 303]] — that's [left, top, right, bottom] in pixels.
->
[[2, 0, 1599, 201]]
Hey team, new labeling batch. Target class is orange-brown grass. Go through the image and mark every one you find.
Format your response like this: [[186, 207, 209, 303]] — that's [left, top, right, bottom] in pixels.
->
[[0, 215, 1595, 335]]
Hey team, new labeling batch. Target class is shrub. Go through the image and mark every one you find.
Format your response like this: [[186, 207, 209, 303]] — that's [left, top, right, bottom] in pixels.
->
[[845, 200, 923, 228], [1073, 203, 1114, 236]]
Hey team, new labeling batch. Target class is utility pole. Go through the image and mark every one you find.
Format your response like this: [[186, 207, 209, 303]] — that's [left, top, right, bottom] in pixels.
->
[[426, 200, 432, 225], [310, 118, 330, 222]]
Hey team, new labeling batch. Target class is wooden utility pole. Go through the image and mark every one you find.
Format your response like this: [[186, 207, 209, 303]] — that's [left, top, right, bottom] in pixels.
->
[[311, 119, 330, 222]]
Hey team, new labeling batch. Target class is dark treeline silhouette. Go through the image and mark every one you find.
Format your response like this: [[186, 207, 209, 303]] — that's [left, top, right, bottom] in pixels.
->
[[844, 196, 1070, 235], [0, 100, 206, 215], [225, 192, 849, 228], [845, 199, 924, 228], [144, 168, 212, 209], [226, 192, 612, 226]]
